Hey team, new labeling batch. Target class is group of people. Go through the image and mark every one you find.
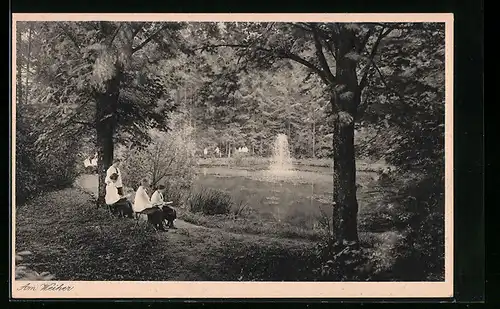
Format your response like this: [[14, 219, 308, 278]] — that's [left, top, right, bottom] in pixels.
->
[[201, 145, 249, 158], [104, 158, 177, 231]]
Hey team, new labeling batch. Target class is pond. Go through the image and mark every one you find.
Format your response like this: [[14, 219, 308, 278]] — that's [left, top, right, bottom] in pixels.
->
[[193, 166, 381, 231]]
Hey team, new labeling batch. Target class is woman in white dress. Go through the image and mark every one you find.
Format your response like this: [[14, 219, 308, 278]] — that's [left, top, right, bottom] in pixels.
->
[[105, 159, 124, 196], [133, 179, 165, 231], [151, 184, 177, 229], [105, 172, 133, 218], [133, 183, 153, 213]]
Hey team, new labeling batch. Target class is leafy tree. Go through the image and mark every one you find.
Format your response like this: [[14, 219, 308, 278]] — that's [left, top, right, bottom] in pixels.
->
[[15, 22, 80, 202], [28, 21, 191, 204], [199, 21, 445, 247]]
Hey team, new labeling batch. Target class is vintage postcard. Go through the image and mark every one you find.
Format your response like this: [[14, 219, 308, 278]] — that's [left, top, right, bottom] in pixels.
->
[[11, 13, 454, 299]]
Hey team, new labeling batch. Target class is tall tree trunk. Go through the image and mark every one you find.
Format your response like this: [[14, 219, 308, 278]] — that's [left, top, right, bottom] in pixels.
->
[[331, 104, 359, 246], [16, 26, 23, 105], [24, 24, 33, 105], [288, 121, 292, 157], [95, 66, 122, 205], [312, 121, 316, 159], [331, 29, 361, 247]]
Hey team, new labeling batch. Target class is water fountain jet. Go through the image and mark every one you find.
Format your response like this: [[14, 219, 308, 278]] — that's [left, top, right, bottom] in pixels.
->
[[267, 134, 296, 178]]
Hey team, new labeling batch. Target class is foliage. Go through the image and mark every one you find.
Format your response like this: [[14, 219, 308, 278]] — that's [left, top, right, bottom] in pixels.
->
[[14, 20, 447, 281], [190, 21, 445, 167], [16, 103, 80, 204], [27, 21, 185, 149], [120, 112, 198, 193], [15, 22, 80, 202], [188, 187, 233, 216], [358, 23, 445, 174], [354, 23, 446, 280], [389, 173, 445, 281]]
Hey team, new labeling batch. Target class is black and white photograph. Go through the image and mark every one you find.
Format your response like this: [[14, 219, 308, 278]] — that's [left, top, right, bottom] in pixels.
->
[[12, 13, 453, 298]]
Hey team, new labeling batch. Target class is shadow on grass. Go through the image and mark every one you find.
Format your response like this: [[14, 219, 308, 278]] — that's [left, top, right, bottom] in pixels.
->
[[15, 187, 169, 281]]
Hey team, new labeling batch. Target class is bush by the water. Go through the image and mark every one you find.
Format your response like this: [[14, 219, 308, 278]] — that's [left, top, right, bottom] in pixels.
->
[[121, 113, 197, 198], [188, 188, 233, 215]]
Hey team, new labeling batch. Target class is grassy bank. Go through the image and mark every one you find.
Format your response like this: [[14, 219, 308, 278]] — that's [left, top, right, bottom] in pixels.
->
[[15, 187, 322, 281], [178, 209, 323, 241], [15, 188, 168, 280]]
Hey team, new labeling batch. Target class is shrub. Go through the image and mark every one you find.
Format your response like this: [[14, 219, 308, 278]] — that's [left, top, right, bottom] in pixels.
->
[[188, 188, 232, 216], [231, 200, 250, 217], [389, 173, 445, 281], [16, 104, 79, 204], [311, 241, 371, 281], [232, 151, 250, 165], [162, 181, 187, 208], [121, 113, 197, 196]]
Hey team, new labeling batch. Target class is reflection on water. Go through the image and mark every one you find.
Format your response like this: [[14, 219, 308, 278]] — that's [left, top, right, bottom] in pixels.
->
[[193, 167, 376, 230]]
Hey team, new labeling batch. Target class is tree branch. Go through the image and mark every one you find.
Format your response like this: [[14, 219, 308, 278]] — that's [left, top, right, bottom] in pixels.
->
[[278, 49, 331, 85], [194, 43, 248, 51], [57, 24, 82, 54], [373, 62, 412, 104], [311, 24, 336, 83], [155, 156, 176, 183], [372, 22, 426, 31], [151, 143, 162, 185], [107, 23, 122, 47], [357, 28, 374, 53], [357, 61, 414, 117], [293, 22, 313, 32], [70, 120, 93, 127], [358, 27, 394, 91], [132, 24, 169, 54], [197, 43, 332, 85], [131, 22, 145, 38], [294, 23, 337, 60]]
